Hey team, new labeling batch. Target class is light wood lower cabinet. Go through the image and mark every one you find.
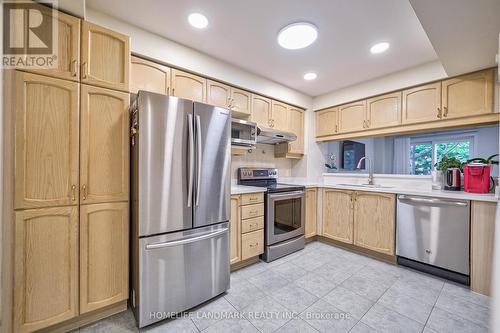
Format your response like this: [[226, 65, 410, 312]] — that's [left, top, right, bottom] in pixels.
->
[[353, 192, 395, 255], [14, 72, 80, 210], [471, 201, 497, 296], [322, 189, 395, 255], [305, 188, 317, 238], [14, 206, 79, 333], [322, 189, 354, 243], [230, 196, 242, 265], [80, 202, 129, 313], [230, 193, 264, 266], [80, 85, 130, 204]]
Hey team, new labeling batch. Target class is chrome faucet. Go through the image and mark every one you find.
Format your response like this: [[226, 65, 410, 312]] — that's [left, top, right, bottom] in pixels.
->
[[357, 156, 374, 185]]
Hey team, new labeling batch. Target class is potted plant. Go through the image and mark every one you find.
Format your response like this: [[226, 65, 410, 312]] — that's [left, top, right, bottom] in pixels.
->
[[432, 155, 463, 190]]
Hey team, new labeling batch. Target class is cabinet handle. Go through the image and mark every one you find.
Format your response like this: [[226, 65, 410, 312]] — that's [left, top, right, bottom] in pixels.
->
[[437, 107, 442, 119], [71, 185, 76, 201], [363, 120, 366, 128], [367, 120, 371, 128], [81, 62, 88, 79], [443, 106, 448, 117], [249, 242, 259, 248], [335, 124, 338, 133], [167, 87, 170, 95], [227, 97, 232, 108], [172, 88, 175, 96], [82, 184, 87, 200], [70, 60, 77, 77]]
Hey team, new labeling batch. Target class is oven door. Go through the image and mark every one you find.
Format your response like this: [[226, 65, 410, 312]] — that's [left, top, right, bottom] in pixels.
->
[[266, 190, 305, 245]]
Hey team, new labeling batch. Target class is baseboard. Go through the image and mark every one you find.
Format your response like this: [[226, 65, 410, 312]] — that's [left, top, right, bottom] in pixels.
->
[[230, 256, 260, 271], [317, 236, 396, 264], [37, 300, 128, 333]]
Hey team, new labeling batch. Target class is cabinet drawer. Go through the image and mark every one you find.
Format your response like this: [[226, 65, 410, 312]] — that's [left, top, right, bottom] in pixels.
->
[[241, 192, 264, 205], [241, 203, 264, 219], [241, 216, 264, 234], [242, 229, 264, 260]]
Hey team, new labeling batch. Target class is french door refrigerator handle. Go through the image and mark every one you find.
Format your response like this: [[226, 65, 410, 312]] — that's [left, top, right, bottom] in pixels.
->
[[196, 115, 202, 206], [187, 114, 194, 207], [145, 228, 228, 250]]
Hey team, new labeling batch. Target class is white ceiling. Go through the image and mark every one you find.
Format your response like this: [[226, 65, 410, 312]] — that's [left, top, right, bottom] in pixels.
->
[[86, 0, 439, 97]]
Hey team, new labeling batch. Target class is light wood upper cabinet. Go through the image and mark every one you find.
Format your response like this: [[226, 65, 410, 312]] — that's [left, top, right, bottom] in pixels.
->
[[171, 69, 207, 103], [271, 100, 289, 131], [471, 201, 497, 296], [316, 108, 338, 137], [251, 94, 272, 128], [322, 189, 354, 244], [130, 56, 171, 95], [305, 188, 317, 238], [288, 107, 305, 154], [14, 206, 79, 332], [230, 195, 241, 265], [353, 192, 395, 255], [81, 21, 130, 92], [366, 92, 401, 129], [27, 5, 80, 81], [442, 69, 494, 119], [402, 82, 442, 124], [80, 202, 129, 313], [207, 80, 231, 108], [80, 85, 130, 204], [230, 88, 252, 116], [338, 101, 366, 133], [14, 72, 79, 210]]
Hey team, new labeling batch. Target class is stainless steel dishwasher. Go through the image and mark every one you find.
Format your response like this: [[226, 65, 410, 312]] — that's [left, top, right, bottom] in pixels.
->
[[396, 194, 470, 285]]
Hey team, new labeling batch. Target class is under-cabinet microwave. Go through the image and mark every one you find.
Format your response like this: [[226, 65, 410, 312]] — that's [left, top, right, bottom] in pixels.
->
[[231, 118, 257, 147]]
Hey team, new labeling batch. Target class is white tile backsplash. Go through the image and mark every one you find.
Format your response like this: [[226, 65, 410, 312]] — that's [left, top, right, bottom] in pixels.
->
[[231, 144, 292, 179]]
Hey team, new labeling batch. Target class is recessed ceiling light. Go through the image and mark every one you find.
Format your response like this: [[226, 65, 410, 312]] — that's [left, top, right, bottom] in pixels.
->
[[303, 72, 317, 81], [188, 13, 208, 29], [370, 42, 390, 54], [277, 22, 318, 50]]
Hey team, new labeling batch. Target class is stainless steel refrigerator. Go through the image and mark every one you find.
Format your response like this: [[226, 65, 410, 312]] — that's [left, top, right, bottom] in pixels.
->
[[130, 91, 231, 328]]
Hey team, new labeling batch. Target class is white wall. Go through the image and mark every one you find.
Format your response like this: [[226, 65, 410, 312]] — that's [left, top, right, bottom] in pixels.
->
[[313, 60, 447, 110], [85, 9, 312, 110], [231, 145, 293, 179]]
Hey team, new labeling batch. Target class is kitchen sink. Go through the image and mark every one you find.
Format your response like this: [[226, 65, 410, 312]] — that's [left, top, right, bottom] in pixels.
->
[[336, 183, 394, 189]]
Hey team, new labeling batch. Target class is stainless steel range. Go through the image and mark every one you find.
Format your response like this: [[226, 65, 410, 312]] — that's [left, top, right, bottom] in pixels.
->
[[238, 168, 305, 262]]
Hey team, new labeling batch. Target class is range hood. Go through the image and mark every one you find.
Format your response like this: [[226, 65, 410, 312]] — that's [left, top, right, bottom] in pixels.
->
[[256, 126, 297, 144]]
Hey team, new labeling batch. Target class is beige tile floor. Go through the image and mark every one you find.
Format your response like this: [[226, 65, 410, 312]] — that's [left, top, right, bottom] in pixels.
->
[[77, 241, 491, 333]]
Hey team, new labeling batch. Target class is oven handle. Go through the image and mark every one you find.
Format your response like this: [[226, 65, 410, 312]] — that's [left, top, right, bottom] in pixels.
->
[[268, 190, 304, 199]]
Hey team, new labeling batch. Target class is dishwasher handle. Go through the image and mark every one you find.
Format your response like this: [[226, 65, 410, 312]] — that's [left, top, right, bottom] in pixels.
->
[[398, 194, 468, 207]]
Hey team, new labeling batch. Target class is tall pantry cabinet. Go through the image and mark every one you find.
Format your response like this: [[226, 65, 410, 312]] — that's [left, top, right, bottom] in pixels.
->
[[4, 8, 130, 332]]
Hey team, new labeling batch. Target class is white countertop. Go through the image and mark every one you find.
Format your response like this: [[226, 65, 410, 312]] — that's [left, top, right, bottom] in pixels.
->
[[231, 177, 498, 202], [231, 185, 267, 195]]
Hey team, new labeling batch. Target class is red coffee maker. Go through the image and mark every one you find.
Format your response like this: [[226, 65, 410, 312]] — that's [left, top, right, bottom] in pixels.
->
[[463, 163, 491, 193]]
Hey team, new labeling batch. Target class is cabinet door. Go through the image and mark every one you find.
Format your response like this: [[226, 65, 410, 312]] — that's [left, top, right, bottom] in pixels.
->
[[322, 189, 354, 243], [305, 188, 317, 238], [471, 201, 496, 296], [316, 108, 338, 137], [338, 101, 366, 133], [366, 92, 401, 129], [287, 107, 305, 154], [130, 56, 171, 95], [27, 6, 80, 81], [271, 100, 288, 131], [230, 88, 252, 116], [171, 69, 207, 103], [80, 202, 129, 313], [230, 195, 241, 265], [353, 192, 395, 255], [14, 72, 79, 209], [251, 94, 271, 127], [207, 80, 231, 108], [81, 21, 130, 92], [14, 206, 78, 332], [402, 82, 441, 124], [442, 70, 494, 119], [80, 85, 130, 204]]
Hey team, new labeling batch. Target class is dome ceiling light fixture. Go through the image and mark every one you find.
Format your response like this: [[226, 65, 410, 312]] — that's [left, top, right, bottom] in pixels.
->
[[277, 22, 318, 50], [188, 13, 208, 29], [370, 42, 390, 54], [303, 72, 318, 81]]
